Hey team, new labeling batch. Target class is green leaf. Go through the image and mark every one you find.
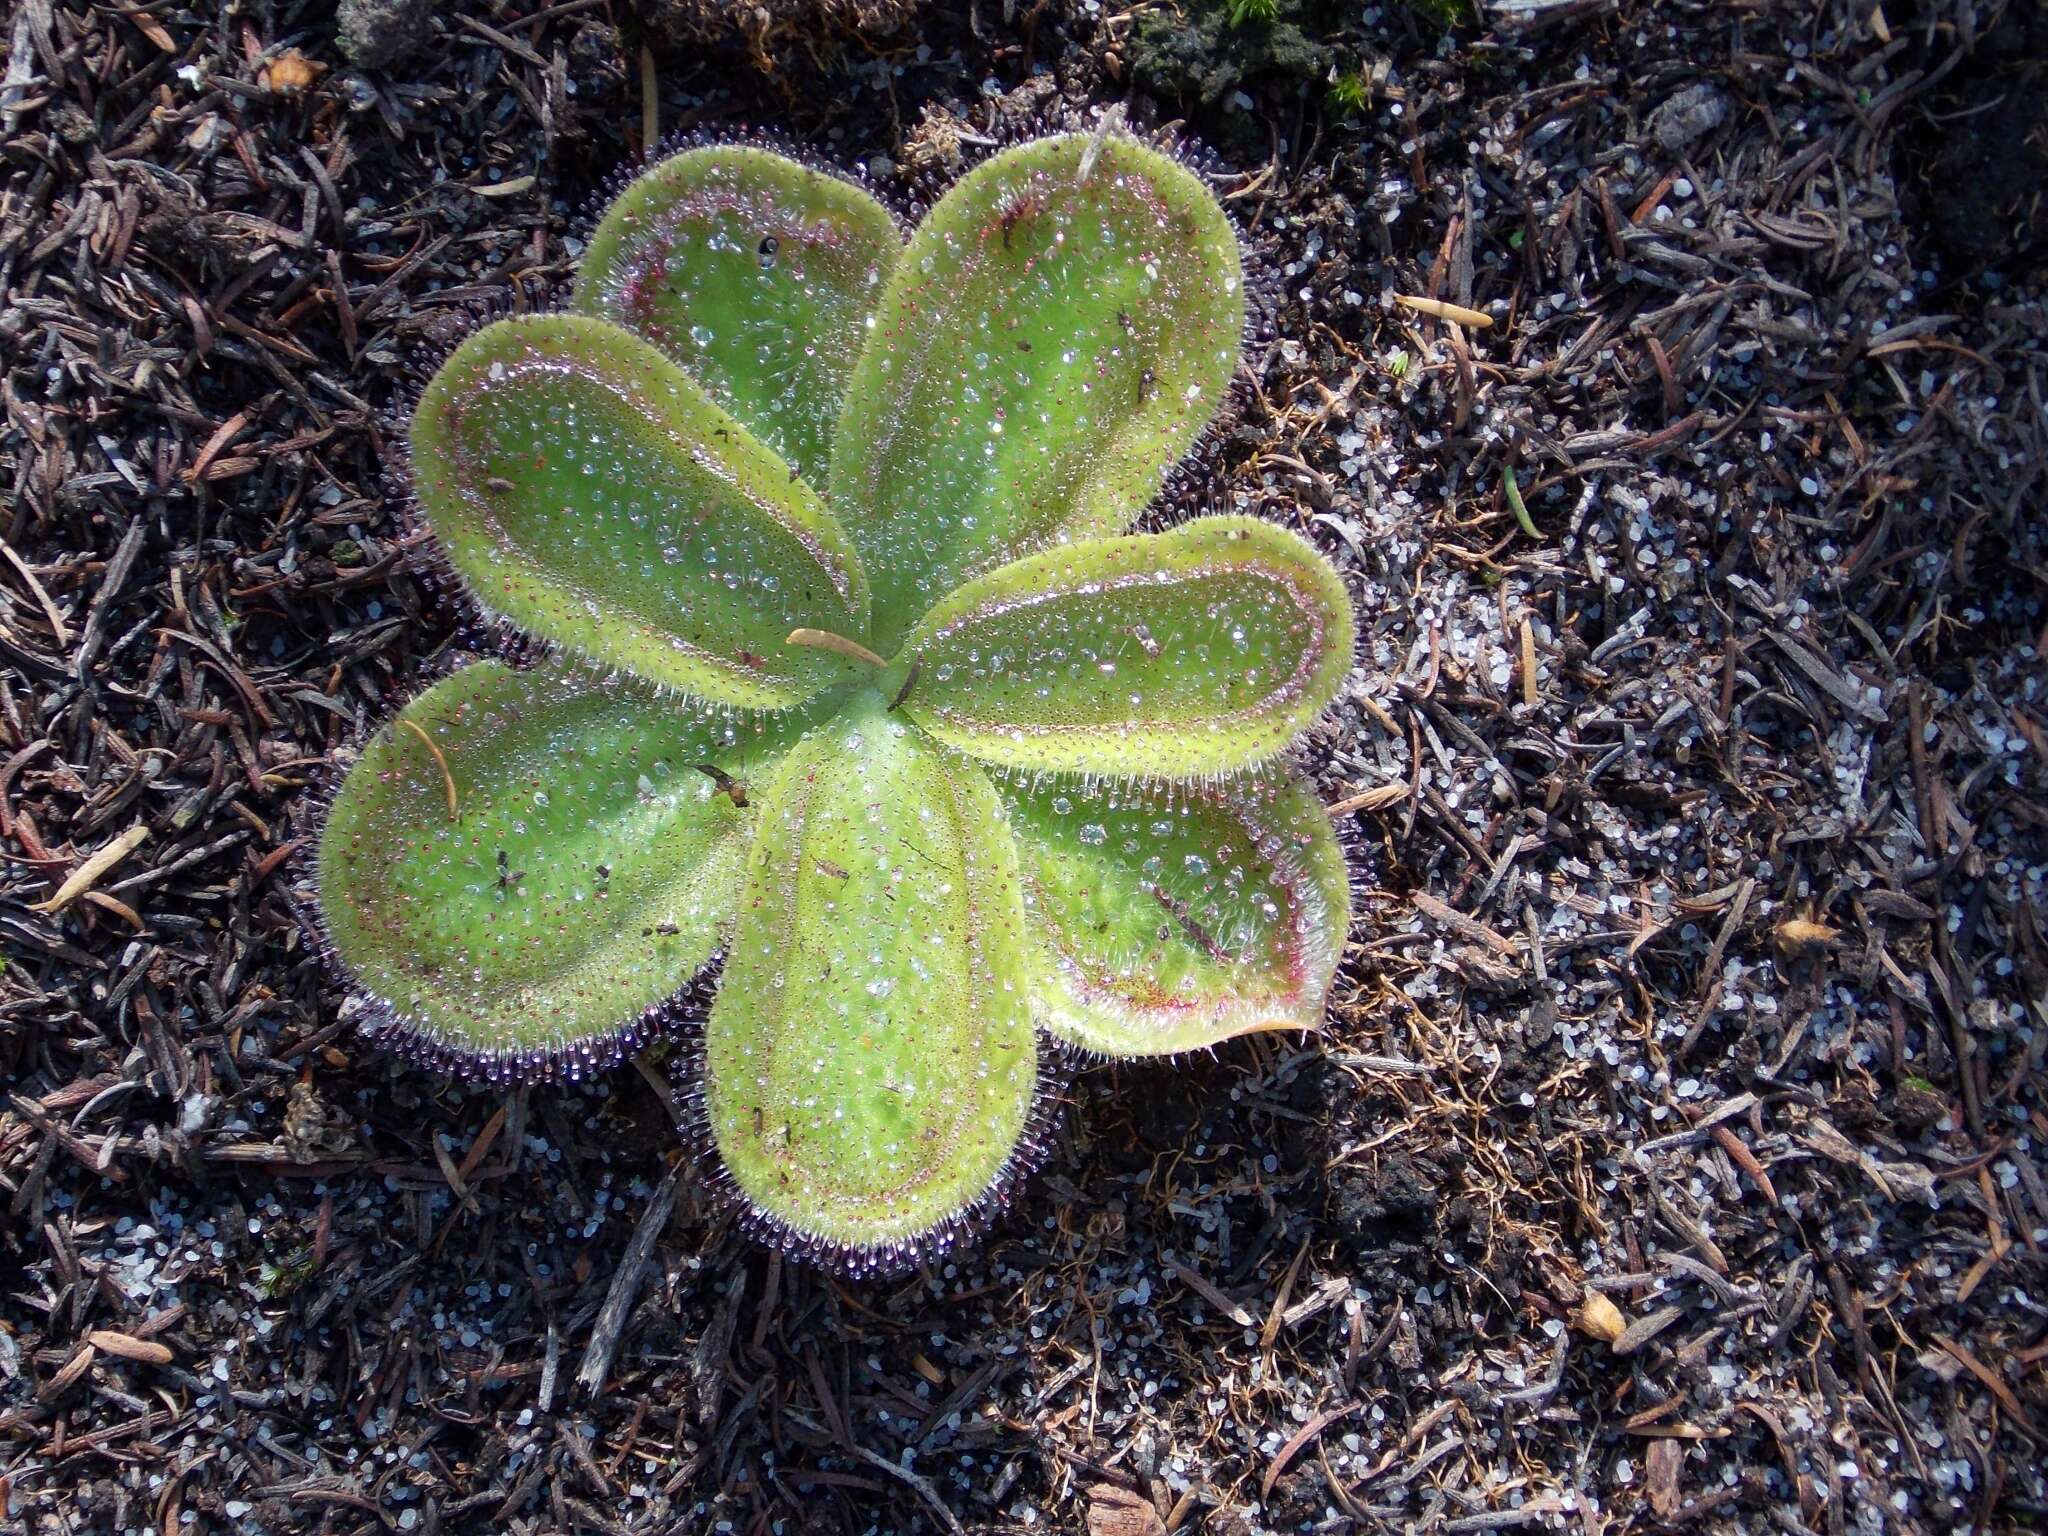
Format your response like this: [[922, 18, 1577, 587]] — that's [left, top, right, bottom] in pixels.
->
[[316, 660, 804, 1068], [892, 515, 1354, 778], [411, 314, 870, 710], [832, 131, 1246, 650], [576, 145, 903, 488], [1000, 769, 1350, 1057], [704, 695, 1038, 1257]]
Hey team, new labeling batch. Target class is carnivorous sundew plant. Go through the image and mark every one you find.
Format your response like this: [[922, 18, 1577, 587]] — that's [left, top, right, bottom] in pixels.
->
[[315, 124, 1359, 1274]]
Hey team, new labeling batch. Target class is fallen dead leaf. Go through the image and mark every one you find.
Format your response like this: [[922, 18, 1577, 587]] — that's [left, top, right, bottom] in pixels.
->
[[86, 1330, 174, 1366], [1085, 1483, 1165, 1536], [261, 49, 324, 95], [1774, 918, 1840, 955], [1575, 1289, 1627, 1343]]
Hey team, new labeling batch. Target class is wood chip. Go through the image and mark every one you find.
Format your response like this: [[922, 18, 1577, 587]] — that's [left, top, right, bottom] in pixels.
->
[[1412, 889, 1520, 957], [1645, 1436, 1684, 1516], [1326, 782, 1409, 815], [1163, 1259, 1255, 1327], [30, 823, 150, 914], [470, 174, 538, 198], [1261, 1399, 1359, 1501], [1709, 1123, 1778, 1205], [86, 1329, 174, 1366], [1932, 1334, 2041, 1441], [1395, 294, 1495, 329], [1280, 1276, 1353, 1330], [36, 1342, 96, 1401], [1611, 1304, 1686, 1356], [1086, 1483, 1166, 1536], [1768, 630, 1887, 723], [0, 538, 69, 644], [573, 1166, 681, 1399]]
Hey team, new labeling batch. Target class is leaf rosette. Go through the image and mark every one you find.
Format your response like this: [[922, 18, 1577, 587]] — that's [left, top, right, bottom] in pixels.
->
[[316, 130, 1358, 1273]]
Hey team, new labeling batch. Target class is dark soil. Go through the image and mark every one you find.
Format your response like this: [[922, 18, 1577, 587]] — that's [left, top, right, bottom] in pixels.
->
[[3, 1, 2045, 1533], [1902, 0, 2048, 276]]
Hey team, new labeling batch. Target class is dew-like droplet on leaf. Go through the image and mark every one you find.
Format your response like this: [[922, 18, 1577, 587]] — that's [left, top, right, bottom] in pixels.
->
[[411, 315, 871, 709], [831, 132, 1246, 649], [1000, 768, 1351, 1057], [576, 145, 903, 488], [703, 695, 1037, 1257], [892, 516, 1354, 778], [316, 660, 812, 1072]]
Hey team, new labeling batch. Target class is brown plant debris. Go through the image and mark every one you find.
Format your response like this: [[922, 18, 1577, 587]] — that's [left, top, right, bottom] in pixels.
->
[[1, 0, 2043, 1532]]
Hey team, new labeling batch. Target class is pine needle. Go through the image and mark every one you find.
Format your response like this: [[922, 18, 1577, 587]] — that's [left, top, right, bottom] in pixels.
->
[[398, 718, 460, 821]]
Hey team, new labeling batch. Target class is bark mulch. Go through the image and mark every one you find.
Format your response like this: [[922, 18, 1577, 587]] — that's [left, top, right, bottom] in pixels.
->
[[2, 0, 2044, 1532]]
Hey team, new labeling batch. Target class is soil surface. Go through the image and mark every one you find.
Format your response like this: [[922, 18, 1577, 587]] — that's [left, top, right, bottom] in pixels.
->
[[3, 1, 2046, 1533]]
